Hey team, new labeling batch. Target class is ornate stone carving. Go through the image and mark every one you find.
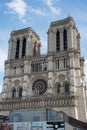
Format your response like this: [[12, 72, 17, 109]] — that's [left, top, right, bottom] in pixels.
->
[[32, 79, 47, 95], [58, 74, 65, 82], [14, 80, 20, 86]]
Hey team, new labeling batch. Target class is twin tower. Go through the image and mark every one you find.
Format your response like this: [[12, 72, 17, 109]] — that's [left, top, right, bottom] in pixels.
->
[[1, 16, 87, 122]]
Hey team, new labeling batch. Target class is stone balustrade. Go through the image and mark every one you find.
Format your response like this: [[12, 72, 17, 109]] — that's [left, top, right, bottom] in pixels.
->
[[0, 95, 77, 111]]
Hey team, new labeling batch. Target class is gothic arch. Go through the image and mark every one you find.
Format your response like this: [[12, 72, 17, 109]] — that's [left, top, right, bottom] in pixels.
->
[[63, 29, 67, 50], [53, 74, 66, 86], [22, 37, 26, 58], [56, 30, 60, 51], [54, 82, 61, 94], [12, 88, 16, 98], [33, 41, 37, 56], [15, 38, 20, 59], [30, 75, 47, 87], [8, 80, 22, 91], [63, 81, 70, 94], [18, 87, 23, 98]]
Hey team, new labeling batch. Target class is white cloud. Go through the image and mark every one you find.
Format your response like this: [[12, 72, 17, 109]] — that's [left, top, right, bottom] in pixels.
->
[[6, 0, 28, 19], [6, 0, 60, 19], [30, 7, 46, 16], [44, 0, 61, 15], [0, 49, 7, 72]]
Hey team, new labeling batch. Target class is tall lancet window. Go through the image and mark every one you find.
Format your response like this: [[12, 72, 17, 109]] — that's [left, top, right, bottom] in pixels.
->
[[65, 82, 69, 93], [56, 31, 60, 51], [34, 42, 37, 56], [19, 88, 22, 98], [12, 88, 16, 98], [15, 39, 20, 59], [22, 38, 26, 58], [63, 29, 67, 50]]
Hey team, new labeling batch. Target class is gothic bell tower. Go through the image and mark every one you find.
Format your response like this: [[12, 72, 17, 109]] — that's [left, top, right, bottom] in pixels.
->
[[2, 27, 41, 99], [47, 16, 86, 122]]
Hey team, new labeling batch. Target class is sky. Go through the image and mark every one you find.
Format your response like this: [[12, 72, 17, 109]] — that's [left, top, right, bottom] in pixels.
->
[[0, 0, 87, 92]]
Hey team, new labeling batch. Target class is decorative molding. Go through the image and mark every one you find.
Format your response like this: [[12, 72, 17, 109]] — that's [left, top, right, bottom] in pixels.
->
[[0, 95, 77, 111], [14, 80, 20, 86], [58, 74, 65, 82]]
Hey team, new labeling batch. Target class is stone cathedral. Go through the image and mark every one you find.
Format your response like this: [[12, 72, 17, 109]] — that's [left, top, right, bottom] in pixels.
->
[[1, 16, 87, 122]]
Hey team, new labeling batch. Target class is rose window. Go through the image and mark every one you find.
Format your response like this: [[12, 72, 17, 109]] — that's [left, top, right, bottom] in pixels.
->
[[32, 79, 47, 95]]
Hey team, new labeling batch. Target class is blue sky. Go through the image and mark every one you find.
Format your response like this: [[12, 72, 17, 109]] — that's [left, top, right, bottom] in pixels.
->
[[0, 0, 87, 92]]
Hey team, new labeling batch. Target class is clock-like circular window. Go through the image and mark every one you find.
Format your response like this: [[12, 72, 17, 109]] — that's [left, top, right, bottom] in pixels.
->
[[32, 79, 47, 95]]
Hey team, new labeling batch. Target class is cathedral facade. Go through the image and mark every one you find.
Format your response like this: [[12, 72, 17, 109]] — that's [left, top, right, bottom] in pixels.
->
[[1, 16, 87, 122]]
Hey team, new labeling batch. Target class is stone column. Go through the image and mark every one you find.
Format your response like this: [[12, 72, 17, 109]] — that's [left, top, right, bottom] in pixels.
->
[[73, 27, 77, 49], [5, 63, 10, 77], [26, 36, 33, 57], [8, 39, 16, 60], [47, 56, 54, 95], [67, 26, 74, 50], [48, 29, 56, 54], [69, 52, 76, 93], [8, 39, 12, 60], [24, 60, 30, 74], [22, 75, 30, 99], [2, 78, 10, 99]]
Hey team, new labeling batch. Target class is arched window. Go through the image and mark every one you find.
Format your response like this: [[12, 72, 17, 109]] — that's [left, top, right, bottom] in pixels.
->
[[15, 39, 20, 59], [32, 79, 47, 95], [12, 88, 16, 98], [64, 83, 69, 93], [57, 83, 61, 94], [34, 42, 37, 56], [56, 31, 60, 51], [35, 62, 38, 72], [22, 38, 26, 58], [31, 62, 34, 73], [63, 29, 67, 50], [64, 58, 67, 68], [19, 88, 22, 98]]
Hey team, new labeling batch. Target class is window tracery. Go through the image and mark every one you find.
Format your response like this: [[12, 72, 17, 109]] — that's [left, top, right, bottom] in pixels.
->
[[32, 79, 47, 95], [54, 57, 69, 70], [31, 59, 47, 73]]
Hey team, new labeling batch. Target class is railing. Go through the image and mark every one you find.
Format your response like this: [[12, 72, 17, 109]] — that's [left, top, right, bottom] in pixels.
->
[[0, 95, 77, 111]]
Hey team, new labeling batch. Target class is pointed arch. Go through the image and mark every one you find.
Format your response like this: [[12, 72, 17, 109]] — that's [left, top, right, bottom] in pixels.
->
[[57, 83, 61, 93], [33, 41, 37, 56], [55, 82, 61, 94], [12, 88, 16, 98], [63, 29, 67, 50], [64, 82, 69, 93], [19, 87, 22, 98], [22, 38, 26, 58], [56, 31, 60, 51], [15, 39, 20, 59]]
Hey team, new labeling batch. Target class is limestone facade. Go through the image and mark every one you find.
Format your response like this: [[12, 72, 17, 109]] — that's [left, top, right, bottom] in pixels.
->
[[1, 16, 87, 122]]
